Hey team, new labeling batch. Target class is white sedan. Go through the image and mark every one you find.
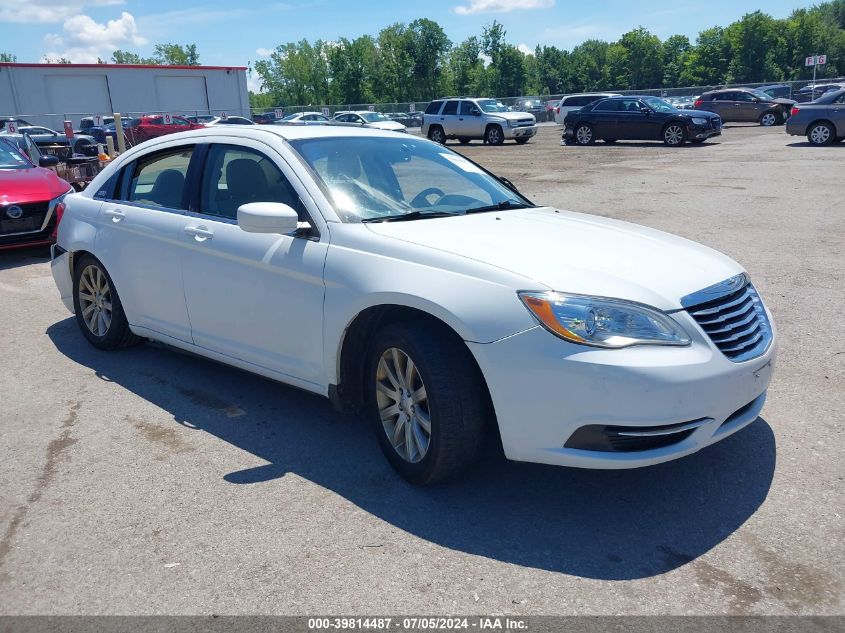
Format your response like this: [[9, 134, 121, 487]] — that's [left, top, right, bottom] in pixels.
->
[[332, 111, 407, 132], [50, 125, 776, 484]]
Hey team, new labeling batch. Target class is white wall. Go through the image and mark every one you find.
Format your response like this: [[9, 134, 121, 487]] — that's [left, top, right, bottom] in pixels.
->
[[0, 64, 250, 129]]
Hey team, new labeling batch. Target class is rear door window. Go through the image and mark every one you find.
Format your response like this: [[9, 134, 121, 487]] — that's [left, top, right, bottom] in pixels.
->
[[593, 99, 619, 111], [442, 100, 459, 115], [424, 101, 443, 115]]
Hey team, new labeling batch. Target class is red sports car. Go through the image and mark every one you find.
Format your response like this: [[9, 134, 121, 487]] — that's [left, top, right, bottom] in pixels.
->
[[0, 138, 72, 251]]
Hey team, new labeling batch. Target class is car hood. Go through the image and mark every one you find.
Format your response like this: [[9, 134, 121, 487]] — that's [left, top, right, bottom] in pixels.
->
[[364, 207, 742, 310], [0, 167, 70, 204], [682, 109, 721, 118], [493, 111, 536, 122]]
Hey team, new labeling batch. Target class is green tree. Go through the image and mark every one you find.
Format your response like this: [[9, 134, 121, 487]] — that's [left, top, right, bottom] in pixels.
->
[[112, 50, 149, 64], [680, 27, 729, 85], [406, 19, 451, 100], [0, 52, 17, 62], [447, 37, 485, 96], [662, 35, 691, 87]]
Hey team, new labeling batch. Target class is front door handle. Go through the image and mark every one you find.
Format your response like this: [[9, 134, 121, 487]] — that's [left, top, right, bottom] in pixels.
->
[[184, 225, 213, 241], [103, 209, 125, 222]]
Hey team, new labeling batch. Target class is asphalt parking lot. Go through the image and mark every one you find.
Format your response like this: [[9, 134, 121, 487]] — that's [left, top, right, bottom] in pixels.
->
[[1, 123, 843, 615]]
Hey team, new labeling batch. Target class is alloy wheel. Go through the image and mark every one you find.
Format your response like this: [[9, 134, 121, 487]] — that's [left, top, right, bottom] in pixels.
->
[[375, 347, 431, 464], [575, 125, 592, 144], [78, 264, 113, 337], [487, 128, 502, 144], [430, 128, 444, 143], [810, 124, 831, 145], [664, 125, 684, 145], [760, 113, 777, 126]]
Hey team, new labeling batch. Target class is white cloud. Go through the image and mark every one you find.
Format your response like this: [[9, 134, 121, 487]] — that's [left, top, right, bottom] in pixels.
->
[[0, 0, 123, 24], [247, 71, 264, 93], [517, 43, 534, 56], [255, 48, 273, 57], [42, 11, 146, 63], [454, 0, 553, 16]]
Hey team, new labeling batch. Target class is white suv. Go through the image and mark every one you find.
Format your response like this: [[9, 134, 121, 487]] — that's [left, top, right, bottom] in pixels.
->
[[422, 98, 537, 145], [50, 125, 776, 484], [554, 93, 622, 125]]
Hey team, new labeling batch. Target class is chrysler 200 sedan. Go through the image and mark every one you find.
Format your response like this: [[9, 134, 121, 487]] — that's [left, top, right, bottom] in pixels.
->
[[50, 125, 776, 484]]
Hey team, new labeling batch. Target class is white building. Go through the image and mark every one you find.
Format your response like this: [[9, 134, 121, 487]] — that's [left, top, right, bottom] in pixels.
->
[[0, 62, 250, 129]]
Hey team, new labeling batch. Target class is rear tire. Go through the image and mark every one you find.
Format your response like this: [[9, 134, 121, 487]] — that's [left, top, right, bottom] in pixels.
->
[[427, 126, 445, 144], [72, 254, 139, 350], [574, 123, 594, 145], [484, 125, 504, 145], [807, 121, 835, 146], [366, 322, 488, 485]]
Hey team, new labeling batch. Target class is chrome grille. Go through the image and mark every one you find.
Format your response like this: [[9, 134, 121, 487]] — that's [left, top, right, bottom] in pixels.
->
[[682, 274, 772, 362]]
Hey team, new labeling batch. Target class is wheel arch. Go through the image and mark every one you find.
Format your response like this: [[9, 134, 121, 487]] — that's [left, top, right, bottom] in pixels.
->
[[330, 303, 495, 425], [807, 118, 836, 135]]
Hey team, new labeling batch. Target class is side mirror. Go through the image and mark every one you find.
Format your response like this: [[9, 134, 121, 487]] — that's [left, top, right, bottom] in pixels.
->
[[237, 202, 304, 235], [39, 155, 60, 167]]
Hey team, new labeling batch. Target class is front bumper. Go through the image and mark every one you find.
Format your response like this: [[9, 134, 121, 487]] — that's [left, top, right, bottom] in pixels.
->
[[467, 310, 776, 469], [687, 122, 721, 140], [504, 125, 537, 140]]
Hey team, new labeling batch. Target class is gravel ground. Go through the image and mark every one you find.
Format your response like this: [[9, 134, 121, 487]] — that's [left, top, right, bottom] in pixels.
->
[[1, 123, 843, 615]]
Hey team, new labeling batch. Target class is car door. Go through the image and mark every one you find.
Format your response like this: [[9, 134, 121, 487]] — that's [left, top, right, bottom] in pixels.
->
[[438, 100, 460, 135], [588, 99, 620, 138], [612, 99, 651, 139], [708, 93, 736, 121], [454, 101, 480, 137], [94, 144, 195, 342], [833, 92, 845, 135], [178, 140, 329, 385], [733, 91, 761, 121]]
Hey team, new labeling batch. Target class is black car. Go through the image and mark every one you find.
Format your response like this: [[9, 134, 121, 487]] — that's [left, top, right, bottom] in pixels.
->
[[562, 96, 722, 147], [515, 97, 550, 121], [252, 112, 279, 124]]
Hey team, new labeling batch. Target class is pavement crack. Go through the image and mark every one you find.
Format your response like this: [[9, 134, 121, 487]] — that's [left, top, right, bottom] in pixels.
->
[[0, 401, 80, 579]]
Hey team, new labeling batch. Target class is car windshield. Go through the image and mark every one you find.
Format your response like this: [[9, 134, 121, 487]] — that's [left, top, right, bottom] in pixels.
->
[[0, 139, 34, 169], [749, 89, 773, 101], [289, 136, 530, 223], [362, 113, 389, 122], [643, 97, 676, 113], [477, 99, 509, 113]]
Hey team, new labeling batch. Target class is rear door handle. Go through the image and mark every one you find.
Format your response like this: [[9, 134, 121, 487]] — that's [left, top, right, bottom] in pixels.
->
[[103, 209, 125, 222], [184, 225, 213, 241]]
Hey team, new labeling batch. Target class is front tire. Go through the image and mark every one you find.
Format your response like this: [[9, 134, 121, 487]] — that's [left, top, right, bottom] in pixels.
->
[[72, 255, 139, 350], [574, 123, 594, 145], [663, 123, 687, 146], [760, 112, 780, 127], [484, 125, 504, 145], [366, 322, 487, 485], [807, 121, 835, 146]]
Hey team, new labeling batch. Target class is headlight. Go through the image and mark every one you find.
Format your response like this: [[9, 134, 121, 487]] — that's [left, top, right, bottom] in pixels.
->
[[518, 291, 690, 348], [507, 119, 516, 127], [691, 117, 707, 125]]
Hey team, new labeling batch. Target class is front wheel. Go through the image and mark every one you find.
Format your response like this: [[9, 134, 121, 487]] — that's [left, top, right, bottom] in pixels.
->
[[663, 123, 687, 146], [808, 121, 835, 146], [72, 255, 139, 350], [484, 125, 504, 145], [760, 112, 780, 127], [574, 123, 594, 145], [367, 322, 487, 485]]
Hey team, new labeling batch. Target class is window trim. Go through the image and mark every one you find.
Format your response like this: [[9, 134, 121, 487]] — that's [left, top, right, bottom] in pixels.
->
[[122, 144, 198, 212]]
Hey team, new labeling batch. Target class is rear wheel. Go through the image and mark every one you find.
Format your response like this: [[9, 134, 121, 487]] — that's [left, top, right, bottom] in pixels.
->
[[366, 322, 487, 485], [72, 255, 139, 350], [427, 126, 445, 144], [574, 123, 594, 145], [663, 123, 687, 146], [484, 125, 504, 145], [759, 112, 779, 127], [807, 121, 835, 146]]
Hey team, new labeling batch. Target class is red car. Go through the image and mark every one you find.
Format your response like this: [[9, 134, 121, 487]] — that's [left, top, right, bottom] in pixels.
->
[[0, 138, 71, 251], [124, 115, 204, 145]]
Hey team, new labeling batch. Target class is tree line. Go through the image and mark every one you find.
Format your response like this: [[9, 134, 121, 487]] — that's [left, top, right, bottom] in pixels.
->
[[250, 1, 844, 107]]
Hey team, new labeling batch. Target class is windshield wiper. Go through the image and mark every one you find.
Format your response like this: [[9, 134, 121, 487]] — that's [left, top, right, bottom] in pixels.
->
[[361, 210, 463, 223], [465, 200, 533, 214]]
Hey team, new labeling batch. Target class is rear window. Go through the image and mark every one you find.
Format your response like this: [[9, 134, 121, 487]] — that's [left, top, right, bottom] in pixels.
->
[[424, 101, 443, 115]]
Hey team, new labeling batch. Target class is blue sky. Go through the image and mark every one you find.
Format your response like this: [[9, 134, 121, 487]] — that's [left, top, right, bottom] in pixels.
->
[[1, 0, 812, 90]]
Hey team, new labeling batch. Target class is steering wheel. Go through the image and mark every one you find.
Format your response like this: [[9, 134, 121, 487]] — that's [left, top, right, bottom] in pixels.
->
[[410, 187, 446, 208]]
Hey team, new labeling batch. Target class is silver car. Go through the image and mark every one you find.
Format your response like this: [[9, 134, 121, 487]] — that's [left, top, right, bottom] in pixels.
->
[[332, 111, 407, 133]]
